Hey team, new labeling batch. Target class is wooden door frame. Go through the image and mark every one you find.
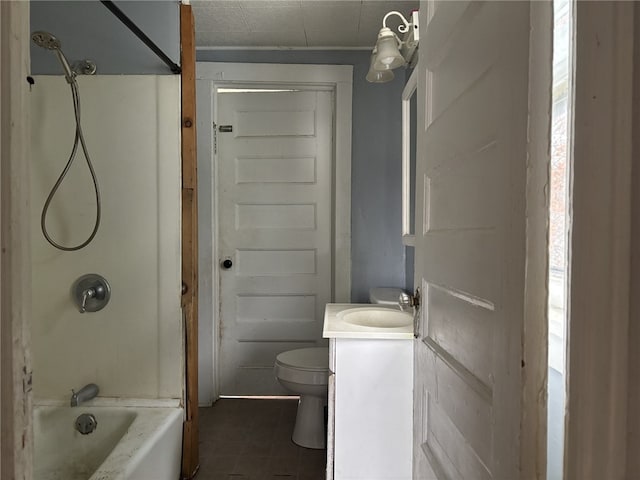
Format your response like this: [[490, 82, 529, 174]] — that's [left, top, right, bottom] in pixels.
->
[[564, 2, 634, 478], [521, 2, 552, 477], [0, 2, 33, 479], [196, 62, 352, 403]]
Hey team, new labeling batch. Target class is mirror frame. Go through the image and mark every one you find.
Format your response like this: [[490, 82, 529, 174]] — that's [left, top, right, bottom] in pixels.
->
[[402, 67, 418, 246]]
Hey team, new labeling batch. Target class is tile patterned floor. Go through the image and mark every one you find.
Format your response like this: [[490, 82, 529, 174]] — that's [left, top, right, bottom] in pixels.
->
[[196, 398, 326, 480]]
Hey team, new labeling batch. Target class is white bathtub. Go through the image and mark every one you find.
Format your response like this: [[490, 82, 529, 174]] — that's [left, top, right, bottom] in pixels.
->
[[33, 404, 183, 480]]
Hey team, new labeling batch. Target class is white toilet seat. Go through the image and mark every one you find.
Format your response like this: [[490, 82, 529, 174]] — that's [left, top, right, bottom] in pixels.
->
[[275, 347, 329, 385]]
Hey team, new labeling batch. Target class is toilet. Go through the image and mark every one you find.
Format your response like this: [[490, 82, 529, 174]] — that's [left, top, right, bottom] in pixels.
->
[[369, 287, 406, 306], [274, 347, 329, 449], [274, 287, 406, 449]]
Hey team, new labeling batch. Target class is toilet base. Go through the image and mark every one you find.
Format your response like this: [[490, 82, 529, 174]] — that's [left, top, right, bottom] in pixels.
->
[[292, 394, 326, 449]]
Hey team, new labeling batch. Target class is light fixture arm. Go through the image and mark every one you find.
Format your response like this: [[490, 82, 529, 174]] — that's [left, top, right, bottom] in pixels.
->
[[382, 11, 411, 34]]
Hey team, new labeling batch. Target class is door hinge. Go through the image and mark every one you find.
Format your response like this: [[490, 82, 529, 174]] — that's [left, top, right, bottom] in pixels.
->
[[411, 287, 421, 339], [213, 122, 217, 154]]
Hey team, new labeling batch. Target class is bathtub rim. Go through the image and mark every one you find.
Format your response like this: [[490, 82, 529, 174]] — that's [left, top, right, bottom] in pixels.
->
[[34, 397, 181, 408]]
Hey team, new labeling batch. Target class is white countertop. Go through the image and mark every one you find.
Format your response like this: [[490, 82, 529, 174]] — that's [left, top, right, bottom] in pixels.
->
[[323, 303, 414, 340]]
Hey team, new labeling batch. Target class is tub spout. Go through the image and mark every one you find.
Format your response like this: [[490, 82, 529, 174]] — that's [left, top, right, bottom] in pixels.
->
[[70, 383, 99, 407]]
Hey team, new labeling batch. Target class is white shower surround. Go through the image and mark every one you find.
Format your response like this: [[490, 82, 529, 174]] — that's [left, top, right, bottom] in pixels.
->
[[30, 75, 183, 401]]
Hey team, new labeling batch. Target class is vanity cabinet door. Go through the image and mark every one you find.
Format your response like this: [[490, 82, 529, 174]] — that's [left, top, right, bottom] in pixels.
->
[[332, 338, 413, 479]]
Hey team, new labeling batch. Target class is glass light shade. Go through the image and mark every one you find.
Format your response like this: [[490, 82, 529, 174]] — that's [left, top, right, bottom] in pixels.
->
[[366, 66, 395, 83], [366, 51, 395, 83], [374, 30, 405, 70]]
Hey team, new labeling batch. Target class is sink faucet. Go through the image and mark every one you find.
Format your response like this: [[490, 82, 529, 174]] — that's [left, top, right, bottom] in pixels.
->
[[399, 292, 414, 311], [70, 383, 99, 407]]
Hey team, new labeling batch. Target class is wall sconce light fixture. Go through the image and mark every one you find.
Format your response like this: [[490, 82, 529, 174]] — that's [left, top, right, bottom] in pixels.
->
[[366, 48, 395, 83], [366, 10, 419, 84]]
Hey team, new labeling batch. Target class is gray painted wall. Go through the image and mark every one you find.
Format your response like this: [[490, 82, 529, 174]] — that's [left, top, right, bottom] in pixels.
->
[[30, 1, 180, 75], [29, 1, 408, 303], [197, 50, 408, 302]]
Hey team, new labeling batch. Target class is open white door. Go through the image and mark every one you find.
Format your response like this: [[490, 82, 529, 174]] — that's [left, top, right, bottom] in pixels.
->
[[413, 1, 549, 478]]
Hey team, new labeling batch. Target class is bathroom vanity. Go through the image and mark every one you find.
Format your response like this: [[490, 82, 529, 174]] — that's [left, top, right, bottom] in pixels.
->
[[323, 304, 413, 480]]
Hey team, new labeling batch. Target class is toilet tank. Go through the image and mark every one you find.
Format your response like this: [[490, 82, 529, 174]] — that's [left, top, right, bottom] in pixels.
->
[[369, 287, 405, 306]]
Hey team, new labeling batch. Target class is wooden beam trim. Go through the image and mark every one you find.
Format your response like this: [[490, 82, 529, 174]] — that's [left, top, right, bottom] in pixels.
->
[[180, 4, 199, 480], [181, 4, 197, 190]]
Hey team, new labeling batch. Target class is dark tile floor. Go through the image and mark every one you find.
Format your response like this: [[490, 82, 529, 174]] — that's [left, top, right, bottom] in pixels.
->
[[196, 398, 326, 480]]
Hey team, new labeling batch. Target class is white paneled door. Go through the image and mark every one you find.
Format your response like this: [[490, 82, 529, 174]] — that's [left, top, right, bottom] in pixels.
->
[[413, 1, 548, 479], [217, 90, 333, 395]]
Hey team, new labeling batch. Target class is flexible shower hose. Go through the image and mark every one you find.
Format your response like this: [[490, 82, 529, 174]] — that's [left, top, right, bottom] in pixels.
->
[[41, 78, 101, 251]]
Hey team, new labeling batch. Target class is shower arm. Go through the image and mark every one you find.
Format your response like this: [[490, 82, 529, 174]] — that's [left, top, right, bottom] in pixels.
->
[[99, 0, 181, 75]]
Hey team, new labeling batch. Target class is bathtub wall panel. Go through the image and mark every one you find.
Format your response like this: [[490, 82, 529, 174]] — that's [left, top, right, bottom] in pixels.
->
[[30, 76, 182, 400]]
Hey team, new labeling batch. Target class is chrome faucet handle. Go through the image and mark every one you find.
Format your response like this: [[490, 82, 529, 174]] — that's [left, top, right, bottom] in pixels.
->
[[72, 274, 110, 313], [79, 288, 96, 313]]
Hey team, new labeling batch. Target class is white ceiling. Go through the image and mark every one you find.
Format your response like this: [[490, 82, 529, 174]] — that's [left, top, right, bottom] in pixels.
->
[[192, 0, 419, 49]]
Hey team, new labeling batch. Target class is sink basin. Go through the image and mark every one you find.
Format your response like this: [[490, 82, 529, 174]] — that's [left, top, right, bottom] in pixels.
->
[[338, 307, 412, 329]]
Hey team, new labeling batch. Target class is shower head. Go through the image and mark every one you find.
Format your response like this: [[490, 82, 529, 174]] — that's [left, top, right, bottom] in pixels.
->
[[31, 31, 61, 50], [31, 31, 75, 84]]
